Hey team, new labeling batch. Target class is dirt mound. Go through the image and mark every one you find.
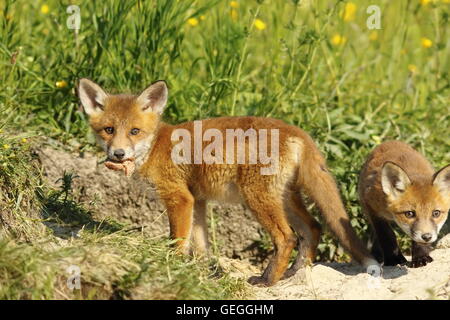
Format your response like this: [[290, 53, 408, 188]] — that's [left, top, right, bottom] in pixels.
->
[[37, 146, 266, 262], [220, 234, 450, 300]]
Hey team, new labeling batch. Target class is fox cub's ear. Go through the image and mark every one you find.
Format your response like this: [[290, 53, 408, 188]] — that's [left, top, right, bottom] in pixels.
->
[[77, 78, 108, 116], [136, 80, 168, 115], [433, 164, 450, 195], [381, 162, 411, 200]]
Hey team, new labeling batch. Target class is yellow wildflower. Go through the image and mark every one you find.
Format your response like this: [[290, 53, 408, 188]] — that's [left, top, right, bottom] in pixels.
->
[[21, 138, 28, 143], [3, 144, 10, 150], [55, 80, 68, 88], [408, 64, 417, 73], [372, 135, 382, 145], [230, 1, 239, 8], [420, 0, 431, 5], [40, 4, 49, 14], [200, 15, 206, 21], [254, 19, 266, 31], [331, 34, 347, 46], [342, 2, 357, 22], [421, 37, 432, 48], [369, 31, 378, 41], [187, 18, 199, 27], [230, 9, 238, 21]]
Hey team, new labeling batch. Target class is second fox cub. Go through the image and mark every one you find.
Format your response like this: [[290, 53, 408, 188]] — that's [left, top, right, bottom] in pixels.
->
[[359, 141, 450, 267], [78, 79, 378, 286]]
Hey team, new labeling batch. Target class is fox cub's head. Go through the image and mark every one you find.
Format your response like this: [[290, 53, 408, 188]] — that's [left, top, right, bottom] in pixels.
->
[[381, 162, 450, 244], [77, 79, 168, 164]]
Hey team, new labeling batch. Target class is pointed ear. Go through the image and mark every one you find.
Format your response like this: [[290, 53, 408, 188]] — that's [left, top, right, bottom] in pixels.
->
[[433, 164, 450, 195], [77, 78, 108, 116], [136, 80, 168, 115], [381, 162, 412, 200]]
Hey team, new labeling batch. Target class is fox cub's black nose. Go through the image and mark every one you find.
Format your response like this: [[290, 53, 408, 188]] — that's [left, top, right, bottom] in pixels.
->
[[114, 149, 125, 160], [421, 233, 432, 242]]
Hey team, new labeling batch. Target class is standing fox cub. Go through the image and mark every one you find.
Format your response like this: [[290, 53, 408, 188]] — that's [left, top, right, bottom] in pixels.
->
[[78, 78, 378, 286], [359, 141, 450, 268]]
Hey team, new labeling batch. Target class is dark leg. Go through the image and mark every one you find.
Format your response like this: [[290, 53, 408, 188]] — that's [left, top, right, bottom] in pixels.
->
[[410, 242, 433, 268], [370, 215, 407, 266], [370, 232, 384, 264], [282, 193, 321, 279]]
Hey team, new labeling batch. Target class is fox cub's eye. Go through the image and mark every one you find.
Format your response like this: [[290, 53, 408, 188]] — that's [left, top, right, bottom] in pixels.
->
[[404, 211, 416, 219], [432, 210, 441, 218], [130, 128, 140, 135], [104, 127, 114, 134]]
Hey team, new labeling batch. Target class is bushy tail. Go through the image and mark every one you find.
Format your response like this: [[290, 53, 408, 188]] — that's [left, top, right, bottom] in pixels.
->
[[298, 141, 376, 267]]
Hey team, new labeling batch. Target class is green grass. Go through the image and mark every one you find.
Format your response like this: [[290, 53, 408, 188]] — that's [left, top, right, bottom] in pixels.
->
[[0, 235, 246, 300], [0, 0, 449, 298]]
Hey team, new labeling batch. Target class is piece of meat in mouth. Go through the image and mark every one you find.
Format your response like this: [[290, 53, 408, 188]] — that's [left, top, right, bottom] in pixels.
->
[[104, 158, 136, 177]]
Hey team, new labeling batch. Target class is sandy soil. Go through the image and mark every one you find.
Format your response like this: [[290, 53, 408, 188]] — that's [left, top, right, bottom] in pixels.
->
[[220, 235, 450, 300]]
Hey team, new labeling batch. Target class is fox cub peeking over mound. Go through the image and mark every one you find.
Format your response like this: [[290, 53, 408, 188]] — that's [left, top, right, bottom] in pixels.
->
[[78, 78, 378, 286], [359, 141, 450, 268]]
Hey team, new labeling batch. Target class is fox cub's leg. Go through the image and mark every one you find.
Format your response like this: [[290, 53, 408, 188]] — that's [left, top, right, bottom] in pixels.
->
[[159, 185, 194, 255], [242, 187, 297, 287], [283, 193, 321, 279], [410, 242, 433, 268], [369, 213, 407, 266], [190, 200, 209, 256]]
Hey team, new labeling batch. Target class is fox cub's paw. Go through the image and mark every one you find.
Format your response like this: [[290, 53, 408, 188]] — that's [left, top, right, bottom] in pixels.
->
[[247, 275, 273, 287], [383, 254, 407, 266], [409, 255, 433, 268]]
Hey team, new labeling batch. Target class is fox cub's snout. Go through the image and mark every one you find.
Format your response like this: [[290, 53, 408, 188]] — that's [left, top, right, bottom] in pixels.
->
[[381, 161, 450, 244]]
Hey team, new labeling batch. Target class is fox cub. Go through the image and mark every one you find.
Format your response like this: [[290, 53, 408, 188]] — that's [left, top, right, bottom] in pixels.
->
[[359, 141, 450, 268], [78, 79, 378, 286]]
